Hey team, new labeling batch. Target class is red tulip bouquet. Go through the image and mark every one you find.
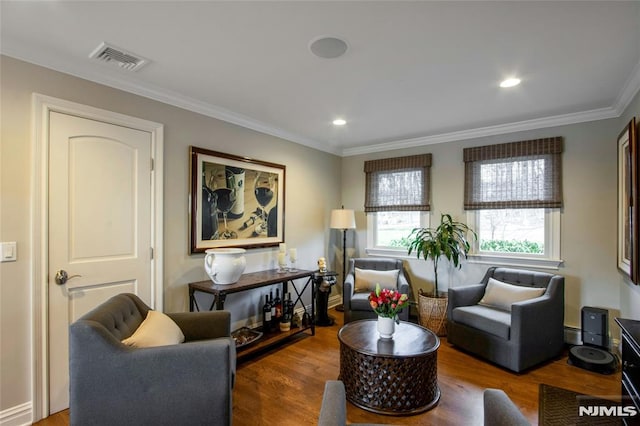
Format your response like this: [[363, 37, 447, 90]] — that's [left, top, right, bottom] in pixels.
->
[[368, 283, 409, 324]]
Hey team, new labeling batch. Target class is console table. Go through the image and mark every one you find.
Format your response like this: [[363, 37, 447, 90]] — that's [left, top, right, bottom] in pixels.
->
[[189, 269, 315, 359], [616, 317, 640, 425], [338, 319, 440, 415]]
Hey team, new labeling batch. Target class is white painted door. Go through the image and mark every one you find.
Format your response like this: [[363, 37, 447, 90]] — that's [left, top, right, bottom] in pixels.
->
[[48, 111, 153, 414]]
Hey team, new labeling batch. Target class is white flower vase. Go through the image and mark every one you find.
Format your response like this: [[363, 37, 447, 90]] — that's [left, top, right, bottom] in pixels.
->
[[377, 316, 396, 339]]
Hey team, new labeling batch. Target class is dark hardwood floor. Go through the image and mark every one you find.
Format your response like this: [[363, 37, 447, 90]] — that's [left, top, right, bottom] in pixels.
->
[[35, 308, 620, 425]]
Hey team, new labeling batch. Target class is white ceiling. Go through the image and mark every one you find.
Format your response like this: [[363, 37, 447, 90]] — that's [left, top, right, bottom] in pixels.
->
[[2, 1, 639, 156]]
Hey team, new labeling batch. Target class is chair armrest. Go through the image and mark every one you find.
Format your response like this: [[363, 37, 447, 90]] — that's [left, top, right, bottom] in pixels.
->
[[511, 279, 564, 342], [344, 273, 355, 307], [167, 311, 231, 341], [448, 284, 486, 318], [483, 389, 530, 426], [398, 271, 410, 295], [318, 380, 346, 426]]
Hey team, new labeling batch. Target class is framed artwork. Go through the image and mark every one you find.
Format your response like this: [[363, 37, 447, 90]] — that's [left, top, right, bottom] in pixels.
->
[[618, 118, 638, 282], [190, 146, 285, 253]]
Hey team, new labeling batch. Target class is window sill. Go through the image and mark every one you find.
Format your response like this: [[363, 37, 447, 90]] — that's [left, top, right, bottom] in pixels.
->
[[365, 249, 564, 270], [467, 253, 563, 270], [365, 247, 413, 259]]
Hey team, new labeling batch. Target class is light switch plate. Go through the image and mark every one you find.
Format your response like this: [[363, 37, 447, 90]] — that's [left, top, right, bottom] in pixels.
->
[[1, 242, 17, 262]]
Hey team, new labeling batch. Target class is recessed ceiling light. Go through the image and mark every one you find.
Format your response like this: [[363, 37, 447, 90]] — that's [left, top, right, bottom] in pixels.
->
[[333, 118, 347, 126], [500, 78, 521, 88]]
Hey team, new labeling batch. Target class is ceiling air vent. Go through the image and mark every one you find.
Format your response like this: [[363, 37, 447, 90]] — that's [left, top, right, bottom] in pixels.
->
[[89, 42, 148, 72]]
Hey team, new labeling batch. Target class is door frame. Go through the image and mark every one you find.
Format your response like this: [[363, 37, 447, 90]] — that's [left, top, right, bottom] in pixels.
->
[[31, 94, 164, 421]]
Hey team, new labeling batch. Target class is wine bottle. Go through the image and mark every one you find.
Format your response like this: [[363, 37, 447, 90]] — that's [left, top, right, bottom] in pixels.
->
[[269, 291, 276, 331], [274, 288, 283, 323], [262, 295, 272, 333], [282, 293, 293, 324]]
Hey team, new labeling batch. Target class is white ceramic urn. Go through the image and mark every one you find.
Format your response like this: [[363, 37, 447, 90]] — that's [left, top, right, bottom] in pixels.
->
[[204, 248, 247, 284]]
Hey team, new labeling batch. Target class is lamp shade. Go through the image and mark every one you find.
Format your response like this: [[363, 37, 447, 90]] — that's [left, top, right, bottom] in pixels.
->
[[330, 209, 356, 230]]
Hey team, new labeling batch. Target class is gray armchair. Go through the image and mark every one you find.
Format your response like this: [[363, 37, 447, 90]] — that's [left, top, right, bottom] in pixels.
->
[[447, 267, 564, 372], [483, 388, 530, 426], [318, 380, 386, 426], [70, 293, 236, 426], [343, 258, 410, 323]]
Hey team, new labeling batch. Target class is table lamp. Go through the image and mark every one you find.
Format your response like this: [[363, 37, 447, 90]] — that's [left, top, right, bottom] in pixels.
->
[[330, 207, 356, 312]]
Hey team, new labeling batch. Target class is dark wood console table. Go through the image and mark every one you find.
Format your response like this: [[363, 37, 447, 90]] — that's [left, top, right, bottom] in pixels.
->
[[189, 269, 315, 358], [616, 318, 640, 425]]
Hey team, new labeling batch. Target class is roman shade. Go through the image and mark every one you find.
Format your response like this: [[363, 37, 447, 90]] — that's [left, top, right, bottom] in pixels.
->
[[364, 153, 431, 213], [464, 137, 563, 210]]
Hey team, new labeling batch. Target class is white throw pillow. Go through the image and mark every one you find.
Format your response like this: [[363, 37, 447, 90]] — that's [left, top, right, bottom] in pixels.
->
[[354, 268, 400, 293], [121, 310, 185, 348], [478, 277, 546, 312]]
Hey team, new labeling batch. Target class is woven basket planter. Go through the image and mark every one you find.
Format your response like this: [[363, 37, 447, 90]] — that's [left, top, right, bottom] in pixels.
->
[[418, 290, 448, 336]]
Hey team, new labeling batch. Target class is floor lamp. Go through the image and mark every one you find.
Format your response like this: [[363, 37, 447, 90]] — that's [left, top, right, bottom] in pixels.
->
[[330, 208, 356, 312]]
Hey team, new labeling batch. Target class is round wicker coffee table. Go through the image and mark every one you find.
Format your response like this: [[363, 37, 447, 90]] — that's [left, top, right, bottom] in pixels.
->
[[337, 319, 440, 416]]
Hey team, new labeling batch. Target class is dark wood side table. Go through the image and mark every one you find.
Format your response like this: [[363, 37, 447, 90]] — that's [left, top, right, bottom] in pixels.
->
[[313, 270, 337, 326], [189, 269, 315, 359], [338, 319, 440, 416]]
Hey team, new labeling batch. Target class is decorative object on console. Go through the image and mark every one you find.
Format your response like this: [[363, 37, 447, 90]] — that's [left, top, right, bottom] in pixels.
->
[[204, 248, 246, 284], [288, 248, 297, 271], [407, 213, 476, 336], [277, 252, 288, 272], [189, 146, 285, 253], [231, 327, 263, 348], [317, 257, 327, 273], [330, 207, 356, 312]]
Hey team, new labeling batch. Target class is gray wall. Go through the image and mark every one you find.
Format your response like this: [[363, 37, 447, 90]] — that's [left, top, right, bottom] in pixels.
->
[[619, 90, 640, 318], [1, 52, 639, 418], [0, 56, 341, 414], [342, 89, 640, 332]]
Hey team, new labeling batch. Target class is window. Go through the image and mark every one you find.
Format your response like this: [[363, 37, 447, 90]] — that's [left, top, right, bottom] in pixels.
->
[[370, 210, 428, 249], [464, 138, 563, 266], [364, 154, 431, 251]]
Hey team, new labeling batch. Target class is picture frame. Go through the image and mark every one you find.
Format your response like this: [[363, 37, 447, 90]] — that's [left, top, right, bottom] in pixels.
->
[[617, 118, 638, 282], [190, 146, 285, 253]]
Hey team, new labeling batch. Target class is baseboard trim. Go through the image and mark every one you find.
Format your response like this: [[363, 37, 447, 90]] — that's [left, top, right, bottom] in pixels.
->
[[0, 402, 31, 426], [565, 326, 581, 346], [328, 294, 342, 310]]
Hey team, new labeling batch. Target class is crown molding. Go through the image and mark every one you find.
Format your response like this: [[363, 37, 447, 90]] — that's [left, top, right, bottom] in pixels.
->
[[0, 45, 342, 156], [341, 107, 619, 157], [614, 58, 640, 115], [3, 42, 637, 159]]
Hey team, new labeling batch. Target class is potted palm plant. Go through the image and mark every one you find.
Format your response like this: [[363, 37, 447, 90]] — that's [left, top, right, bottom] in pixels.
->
[[407, 213, 476, 336]]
